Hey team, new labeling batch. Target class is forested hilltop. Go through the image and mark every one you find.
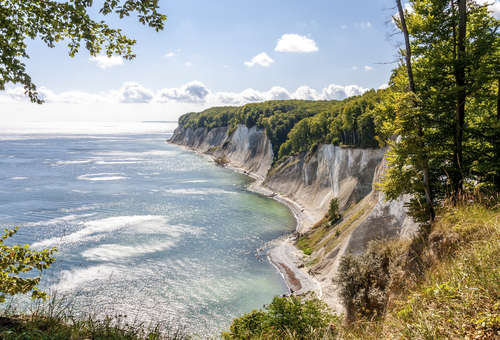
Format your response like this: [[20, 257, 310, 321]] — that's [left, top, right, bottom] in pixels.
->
[[177, 89, 382, 163]]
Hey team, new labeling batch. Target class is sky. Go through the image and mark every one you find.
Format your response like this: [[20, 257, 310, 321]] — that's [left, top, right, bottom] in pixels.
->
[[2, 0, 500, 122]]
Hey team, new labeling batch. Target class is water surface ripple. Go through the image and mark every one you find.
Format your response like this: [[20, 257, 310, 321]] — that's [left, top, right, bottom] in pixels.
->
[[0, 122, 295, 336]]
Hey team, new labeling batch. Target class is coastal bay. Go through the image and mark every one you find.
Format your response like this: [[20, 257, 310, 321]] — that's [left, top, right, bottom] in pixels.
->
[[0, 122, 297, 336]]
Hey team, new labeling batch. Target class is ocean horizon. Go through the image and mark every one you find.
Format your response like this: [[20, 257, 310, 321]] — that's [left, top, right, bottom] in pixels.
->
[[0, 122, 296, 336]]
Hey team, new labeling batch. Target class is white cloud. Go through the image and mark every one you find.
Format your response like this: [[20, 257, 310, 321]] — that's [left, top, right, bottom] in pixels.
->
[[185, 62, 193, 66], [476, 0, 500, 17], [292, 86, 321, 100], [238, 88, 267, 102], [365, 66, 374, 71], [321, 84, 369, 100], [342, 25, 347, 29], [164, 53, 175, 57], [89, 55, 124, 69], [355, 22, 373, 29], [157, 81, 210, 103], [6, 86, 114, 104], [5, 87, 30, 102], [119, 82, 154, 103], [352, 66, 358, 70], [2, 82, 371, 110], [207, 84, 368, 105], [379, 84, 390, 90], [244, 52, 275, 67], [403, 3, 414, 13], [275, 34, 319, 52], [266, 86, 291, 100]]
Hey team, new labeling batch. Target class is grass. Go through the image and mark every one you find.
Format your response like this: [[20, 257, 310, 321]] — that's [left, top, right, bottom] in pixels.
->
[[213, 155, 229, 166], [267, 157, 300, 178], [337, 194, 500, 339], [0, 295, 191, 340]]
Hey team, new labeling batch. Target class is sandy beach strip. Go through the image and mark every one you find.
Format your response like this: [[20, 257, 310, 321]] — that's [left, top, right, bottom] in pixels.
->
[[224, 165, 321, 297]]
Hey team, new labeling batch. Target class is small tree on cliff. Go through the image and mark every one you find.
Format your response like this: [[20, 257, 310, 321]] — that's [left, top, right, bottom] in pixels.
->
[[328, 198, 341, 224]]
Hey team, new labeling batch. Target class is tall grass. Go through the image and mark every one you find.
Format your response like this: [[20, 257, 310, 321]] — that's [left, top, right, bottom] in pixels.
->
[[338, 194, 500, 339], [0, 292, 191, 340]]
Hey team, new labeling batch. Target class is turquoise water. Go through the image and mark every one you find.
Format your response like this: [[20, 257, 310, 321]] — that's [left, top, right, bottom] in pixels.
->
[[0, 122, 295, 336]]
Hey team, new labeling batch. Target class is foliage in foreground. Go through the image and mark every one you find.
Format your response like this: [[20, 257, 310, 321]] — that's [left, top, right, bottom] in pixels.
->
[[0, 228, 57, 303], [0, 296, 190, 340], [221, 293, 339, 340], [1, 0, 167, 104], [336, 195, 500, 339]]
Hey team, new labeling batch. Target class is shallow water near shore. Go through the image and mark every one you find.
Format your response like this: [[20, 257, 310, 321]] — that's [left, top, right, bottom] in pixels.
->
[[0, 122, 295, 336]]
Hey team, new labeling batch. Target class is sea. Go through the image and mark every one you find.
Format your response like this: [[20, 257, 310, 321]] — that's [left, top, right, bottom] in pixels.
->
[[0, 122, 296, 336]]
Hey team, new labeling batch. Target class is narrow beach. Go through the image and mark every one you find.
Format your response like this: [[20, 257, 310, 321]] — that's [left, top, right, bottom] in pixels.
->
[[169, 143, 322, 298], [224, 165, 322, 298]]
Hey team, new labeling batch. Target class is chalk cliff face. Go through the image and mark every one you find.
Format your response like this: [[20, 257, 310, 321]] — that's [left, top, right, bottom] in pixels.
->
[[168, 124, 418, 311], [169, 124, 273, 179], [264, 146, 386, 230]]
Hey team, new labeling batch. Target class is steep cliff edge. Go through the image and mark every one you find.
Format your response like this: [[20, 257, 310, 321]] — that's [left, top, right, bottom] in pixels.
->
[[168, 124, 418, 312], [169, 124, 273, 179]]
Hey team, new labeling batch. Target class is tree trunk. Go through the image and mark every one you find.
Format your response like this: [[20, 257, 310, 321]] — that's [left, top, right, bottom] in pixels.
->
[[396, 0, 435, 220], [496, 78, 500, 189], [453, 0, 467, 195]]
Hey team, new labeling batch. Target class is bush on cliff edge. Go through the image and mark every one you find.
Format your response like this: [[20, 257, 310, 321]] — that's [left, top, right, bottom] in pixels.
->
[[221, 293, 339, 339]]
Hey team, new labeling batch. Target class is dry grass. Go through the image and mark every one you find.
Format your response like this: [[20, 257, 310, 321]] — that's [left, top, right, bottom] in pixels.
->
[[338, 194, 500, 339]]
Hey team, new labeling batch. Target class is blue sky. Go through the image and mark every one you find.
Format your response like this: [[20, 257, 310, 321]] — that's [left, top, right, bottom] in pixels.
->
[[2, 0, 500, 122]]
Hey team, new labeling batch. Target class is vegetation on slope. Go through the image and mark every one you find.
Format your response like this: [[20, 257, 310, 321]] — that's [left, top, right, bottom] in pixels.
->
[[335, 194, 500, 339], [219, 195, 500, 339], [296, 197, 371, 268], [0, 305, 189, 340]]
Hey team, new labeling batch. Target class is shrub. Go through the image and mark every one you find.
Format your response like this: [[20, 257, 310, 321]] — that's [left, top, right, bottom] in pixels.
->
[[0, 227, 57, 303], [222, 293, 338, 339], [333, 241, 390, 317]]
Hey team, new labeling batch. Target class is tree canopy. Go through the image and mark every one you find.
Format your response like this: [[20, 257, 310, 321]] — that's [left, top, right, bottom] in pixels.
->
[[375, 0, 500, 222], [0, 0, 167, 103]]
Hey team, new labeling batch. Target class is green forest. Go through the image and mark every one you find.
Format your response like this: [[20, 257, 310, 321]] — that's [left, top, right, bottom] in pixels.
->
[[178, 90, 382, 163]]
